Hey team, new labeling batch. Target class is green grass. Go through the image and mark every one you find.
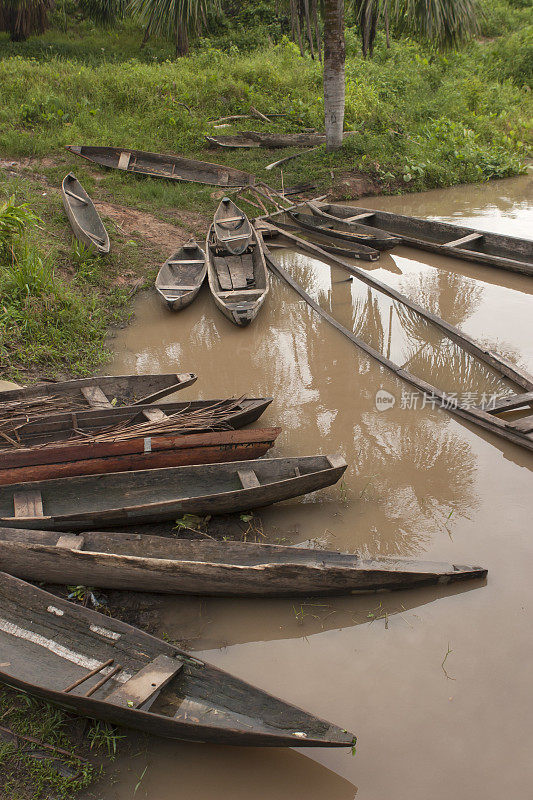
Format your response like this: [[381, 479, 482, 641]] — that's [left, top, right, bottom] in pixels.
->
[[0, 5, 530, 213], [0, 173, 165, 382], [0, 686, 121, 799]]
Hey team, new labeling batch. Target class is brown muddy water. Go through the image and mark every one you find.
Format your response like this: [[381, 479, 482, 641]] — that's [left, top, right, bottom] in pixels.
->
[[98, 175, 532, 800]]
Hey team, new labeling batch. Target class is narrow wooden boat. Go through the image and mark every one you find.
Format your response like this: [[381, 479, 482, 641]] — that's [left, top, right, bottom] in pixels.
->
[[261, 232, 533, 453], [206, 131, 332, 149], [288, 208, 401, 251], [317, 202, 533, 276], [0, 528, 488, 596], [0, 397, 273, 447], [61, 173, 110, 254], [65, 146, 255, 188], [0, 455, 347, 530], [0, 373, 196, 422], [155, 241, 207, 311], [0, 428, 281, 484], [261, 217, 380, 261], [206, 225, 269, 326], [0, 572, 355, 747], [213, 197, 253, 255]]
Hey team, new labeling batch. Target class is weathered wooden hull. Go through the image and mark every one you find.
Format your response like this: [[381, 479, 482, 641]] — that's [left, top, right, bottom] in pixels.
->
[[0, 455, 347, 530], [66, 146, 255, 187], [0, 397, 273, 447], [61, 173, 110, 254], [155, 243, 207, 311], [206, 225, 269, 326], [213, 198, 253, 255], [206, 131, 341, 149], [0, 572, 355, 746], [290, 208, 401, 250], [261, 219, 380, 261], [0, 373, 196, 411], [319, 202, 533, 276], [0, 528, 488, 596], [0, 428, 281, 484]]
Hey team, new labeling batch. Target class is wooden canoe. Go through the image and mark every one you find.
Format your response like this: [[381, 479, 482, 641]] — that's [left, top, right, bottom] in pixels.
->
[[206, 131, 333, 149], [155, 241, 207, 311], [0, 397, 273, 447], [261, 217, 380, 261], [317, 202, 533, 276], [65, 146, 255, 188], [0, 528, 488, 596], [0, 455, 347, 530], [0, 427, 281, 484], [261, 232, 533, 453], [0, 572, 355, 747], [206, 224, 269, 326], [213, 197, 253, 255], [288, 208, 401, 251], [61, 173, 110, 254], [0, 373, 196, 418]]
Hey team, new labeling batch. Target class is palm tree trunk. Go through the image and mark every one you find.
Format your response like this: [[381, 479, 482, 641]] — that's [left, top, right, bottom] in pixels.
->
[[312, 0, 322, 62], [140, 9, 155, 49], [384, 0, 390, 48], [323, 0, 345, 151], [176, 20, 189, 57], [303, 0, 315, 59]]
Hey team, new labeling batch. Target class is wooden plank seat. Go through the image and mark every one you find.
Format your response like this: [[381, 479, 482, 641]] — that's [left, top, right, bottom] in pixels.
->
[[64, 188, 88, 205], [218, 216, 246, 225], [510, 414, 533, 434], [217, 289, 264, 298], [445, 233, 483, 248], [81, 386, 113, 409], [342, 212, 376, 223], [142, 408, 168, 422], [13, 490, 43, 518], [480, 392, 533, 414], [167, 260, 205, 266], [237, 469, 261, 489], [157, 285, 199, 292], [117, 152, 131, 170], [106, 654, 183, 709]]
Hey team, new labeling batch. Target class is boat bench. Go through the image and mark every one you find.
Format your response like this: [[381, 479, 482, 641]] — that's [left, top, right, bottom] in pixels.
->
[[106, 654, 183, 710]]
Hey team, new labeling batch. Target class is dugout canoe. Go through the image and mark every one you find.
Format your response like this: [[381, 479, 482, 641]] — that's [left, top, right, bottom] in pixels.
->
[[155, 241, 207, 310], [213, 197, 253, 255], [61, 173, 110, 254], [258, 218, 380, 261], [207, 225, 269, 326], [0, 572, 355, 747], [0, 454, 347, 530], [0, 428, 281, 484], [287, 208, 400, 251], [316, 202, 533, 276], [0, 373, 196, 417], [0, 397, 273, 446], [0, 528, 488, 596], [66, 146, 255, 188]]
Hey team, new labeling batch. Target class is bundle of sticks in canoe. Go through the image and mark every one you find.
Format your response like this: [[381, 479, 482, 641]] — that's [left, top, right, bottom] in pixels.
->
[[0, 397, 245, 449], [0, 394, 88, 422]]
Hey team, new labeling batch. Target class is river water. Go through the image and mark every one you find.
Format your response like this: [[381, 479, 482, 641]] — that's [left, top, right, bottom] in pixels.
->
[[99, 175, 532, 800]]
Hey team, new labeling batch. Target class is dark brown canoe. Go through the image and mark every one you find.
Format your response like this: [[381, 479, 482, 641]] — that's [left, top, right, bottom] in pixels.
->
[[261, 217, 380, 261], [0, 397, 273, 447], [213, 197, 253, 255], [66, 146, 255, 188], [317, 202, 533, 276], [0, 428, 281, 484], [288, 208, 401, 251], [61, 173, 110, 254], [155, 241, 207, 311], [0, 454, 347, 530], [0, 528, 488, 596], [206, 225, 269, 326], [0, 572, 355, 747], [0, 373, 197, 420]]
